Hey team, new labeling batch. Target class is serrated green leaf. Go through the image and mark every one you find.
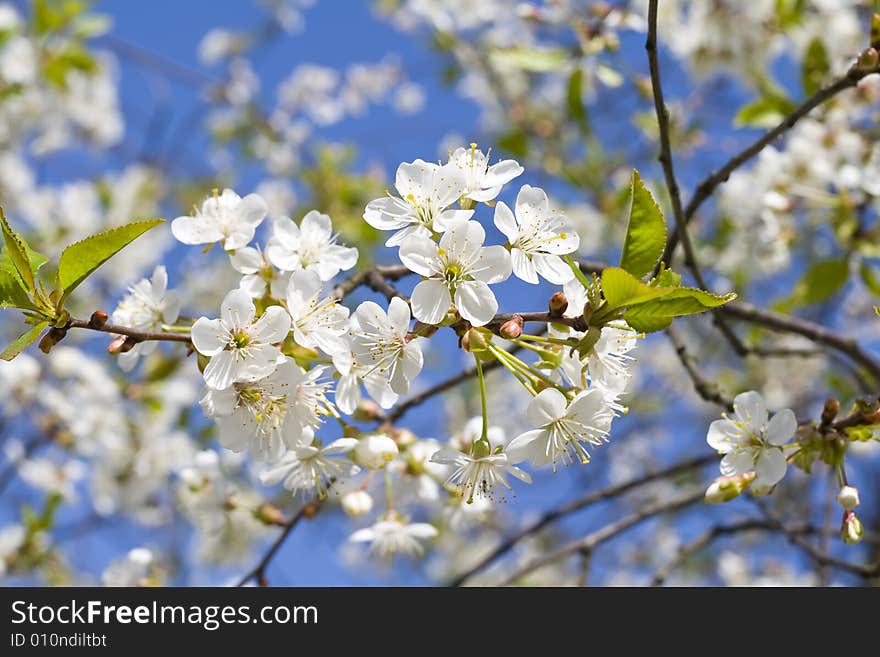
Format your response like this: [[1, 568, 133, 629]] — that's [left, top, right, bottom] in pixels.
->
[[735, 94, 795, 128], [624, 287, 737, 333], [802, 37, 829, 96], [0, 321, 49, 361], [489, 46, 568, 72], [56, 219, 163, 306], [653, 267, 681, 288], [620, 170, 667, 279], [0, 270, 38, 310], [0, 207, 38, 292], [776, 259, 848, 311], [601, 267, 671, 309]]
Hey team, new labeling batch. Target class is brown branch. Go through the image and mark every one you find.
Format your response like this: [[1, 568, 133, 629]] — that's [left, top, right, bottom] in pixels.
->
[[66, 317, 191, 344], [663, 62, 880, 264], [236, 494, 323, 587], [449, 454, 714, 586], [665, 324, 734, 411], [649, 519, 815, 586], [753, 498, 880, 579], [494, 487, 705, 586], [720, 300, 880, 383]]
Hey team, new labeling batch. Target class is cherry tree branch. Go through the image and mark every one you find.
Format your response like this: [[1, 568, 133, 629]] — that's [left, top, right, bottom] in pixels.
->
[[493, 487, 706, 586], [662, 62, 880, 264], [449, 454, 714, 586], [236, 494, 323, 587], [66, 317, 192, 344]]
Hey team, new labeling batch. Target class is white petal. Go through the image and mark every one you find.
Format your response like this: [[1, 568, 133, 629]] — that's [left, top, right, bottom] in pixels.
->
[[515, 184, 550, 217], [493, 201, 519, 243], [707, 418, 739, 452], [230, 246, 263, 274], [483, 159, 524, 188], [171, 216, 223, 245], [410, 279, 451, 325], [470, 245, 511, 284], [203, 351, 237, 390], [733, 391, 768, 430], [251, 306, 291, 344], [510, 248, 538, 284], [220, 288, 257, 329], [505, 429, 546, 464], [720, 450, 754, 477], [191, 318, 226, 356], [335, 374, 361, 415], [527, 388, 567, 426], [235, 193, 268, 228], [766, 409, 796, 446], [398, 235, 441, 277], [533, 253, 575, 284], [754, 448, 786, 488], [387, 296, 411, 333], [454, 280, 497, 326], [406, 523, 438, 539]]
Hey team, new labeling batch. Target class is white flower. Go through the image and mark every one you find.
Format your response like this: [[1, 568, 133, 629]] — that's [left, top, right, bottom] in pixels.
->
[[18, 458, 86, 502], [200, 360, 333, 462], [336, 297, 423, 414], [229, 246, 290, 299], [507, 387, 613, 471], [448, 144, 523, 203], [265, 210, 358, 281], [111, 266, 181, 371], [341, 490, 373, 517], [191, 288, 291, 390], [285, 269, 350, 365], [400, 218, 511, 326], [0, 524, 25, 578], [494, 185, 579, 284], [431, 441, 531, 504], [706, 391, 797, 489], [353, 433, 399, 469], [364, 159, 473, 247], [259, 438, 360, 496], [101, 548, 155, 587], [349, 515, 437, 559], [172, 188, 268, 251]]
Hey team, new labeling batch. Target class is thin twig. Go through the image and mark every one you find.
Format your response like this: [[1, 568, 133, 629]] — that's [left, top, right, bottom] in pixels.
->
[[449, 454, 714, 586], [665, 325, 734, 411], [494, 488, 706, 586]]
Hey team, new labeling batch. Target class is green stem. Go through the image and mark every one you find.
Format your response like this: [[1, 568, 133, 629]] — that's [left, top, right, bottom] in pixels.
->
[[474, 354, 489, 442], [565, 255, 593, 289]]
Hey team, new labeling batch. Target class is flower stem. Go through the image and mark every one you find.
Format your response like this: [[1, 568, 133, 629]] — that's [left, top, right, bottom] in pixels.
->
[[474, 354, 490, 443]]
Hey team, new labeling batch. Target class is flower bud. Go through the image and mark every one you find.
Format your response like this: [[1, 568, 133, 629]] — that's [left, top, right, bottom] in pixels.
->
[[89, 310, 109, 329], [821, 397, 840, 426], [38, 327, 67, 354], [704, 472, 755, 504], [548, 291, 568, 317], [499, 315, 523, 339], [471, 439, 491, 460], [857, 47, 879, 72], [255, 503, 285, 526], [461, 327, 490, 353], [353, 400, 383, 422], [840, 510, 864, 545], [837, 485, 860, 511], [354, 432, 399, 469], [341, 490, 373, 517]]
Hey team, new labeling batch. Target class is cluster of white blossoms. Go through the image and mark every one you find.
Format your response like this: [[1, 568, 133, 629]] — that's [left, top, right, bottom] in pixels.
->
[[140, 143, 640, 561]]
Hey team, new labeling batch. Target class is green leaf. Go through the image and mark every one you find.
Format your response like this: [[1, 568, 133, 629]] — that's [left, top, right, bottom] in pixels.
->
[[0, 321, 49, 361], [600, 266, 736, 333], [801, 37, 829, 96], [776, 259, 849, 311], [566, 69, 589, 132], [56, 219, 163, 306], [735, 94, 795, 128], [601, 267, 670, 309], [0, 270, 38, 310], [619, 170, 667, 279], [489, 47, 568, 72], [623, 287, 737, 333], [859, 262, 880, 297], [0, 207, 42, 293]]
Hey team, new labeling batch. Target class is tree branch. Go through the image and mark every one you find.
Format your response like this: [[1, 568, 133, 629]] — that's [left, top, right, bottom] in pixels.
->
[[449, 454, 714, 586], [494, 487, 706, 586]]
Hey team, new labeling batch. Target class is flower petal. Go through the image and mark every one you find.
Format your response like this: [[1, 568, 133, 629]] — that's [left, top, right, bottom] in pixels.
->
[[766, 408, 796, 446], [454, 280, 497, 326], [410, 279, 451, 325]]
